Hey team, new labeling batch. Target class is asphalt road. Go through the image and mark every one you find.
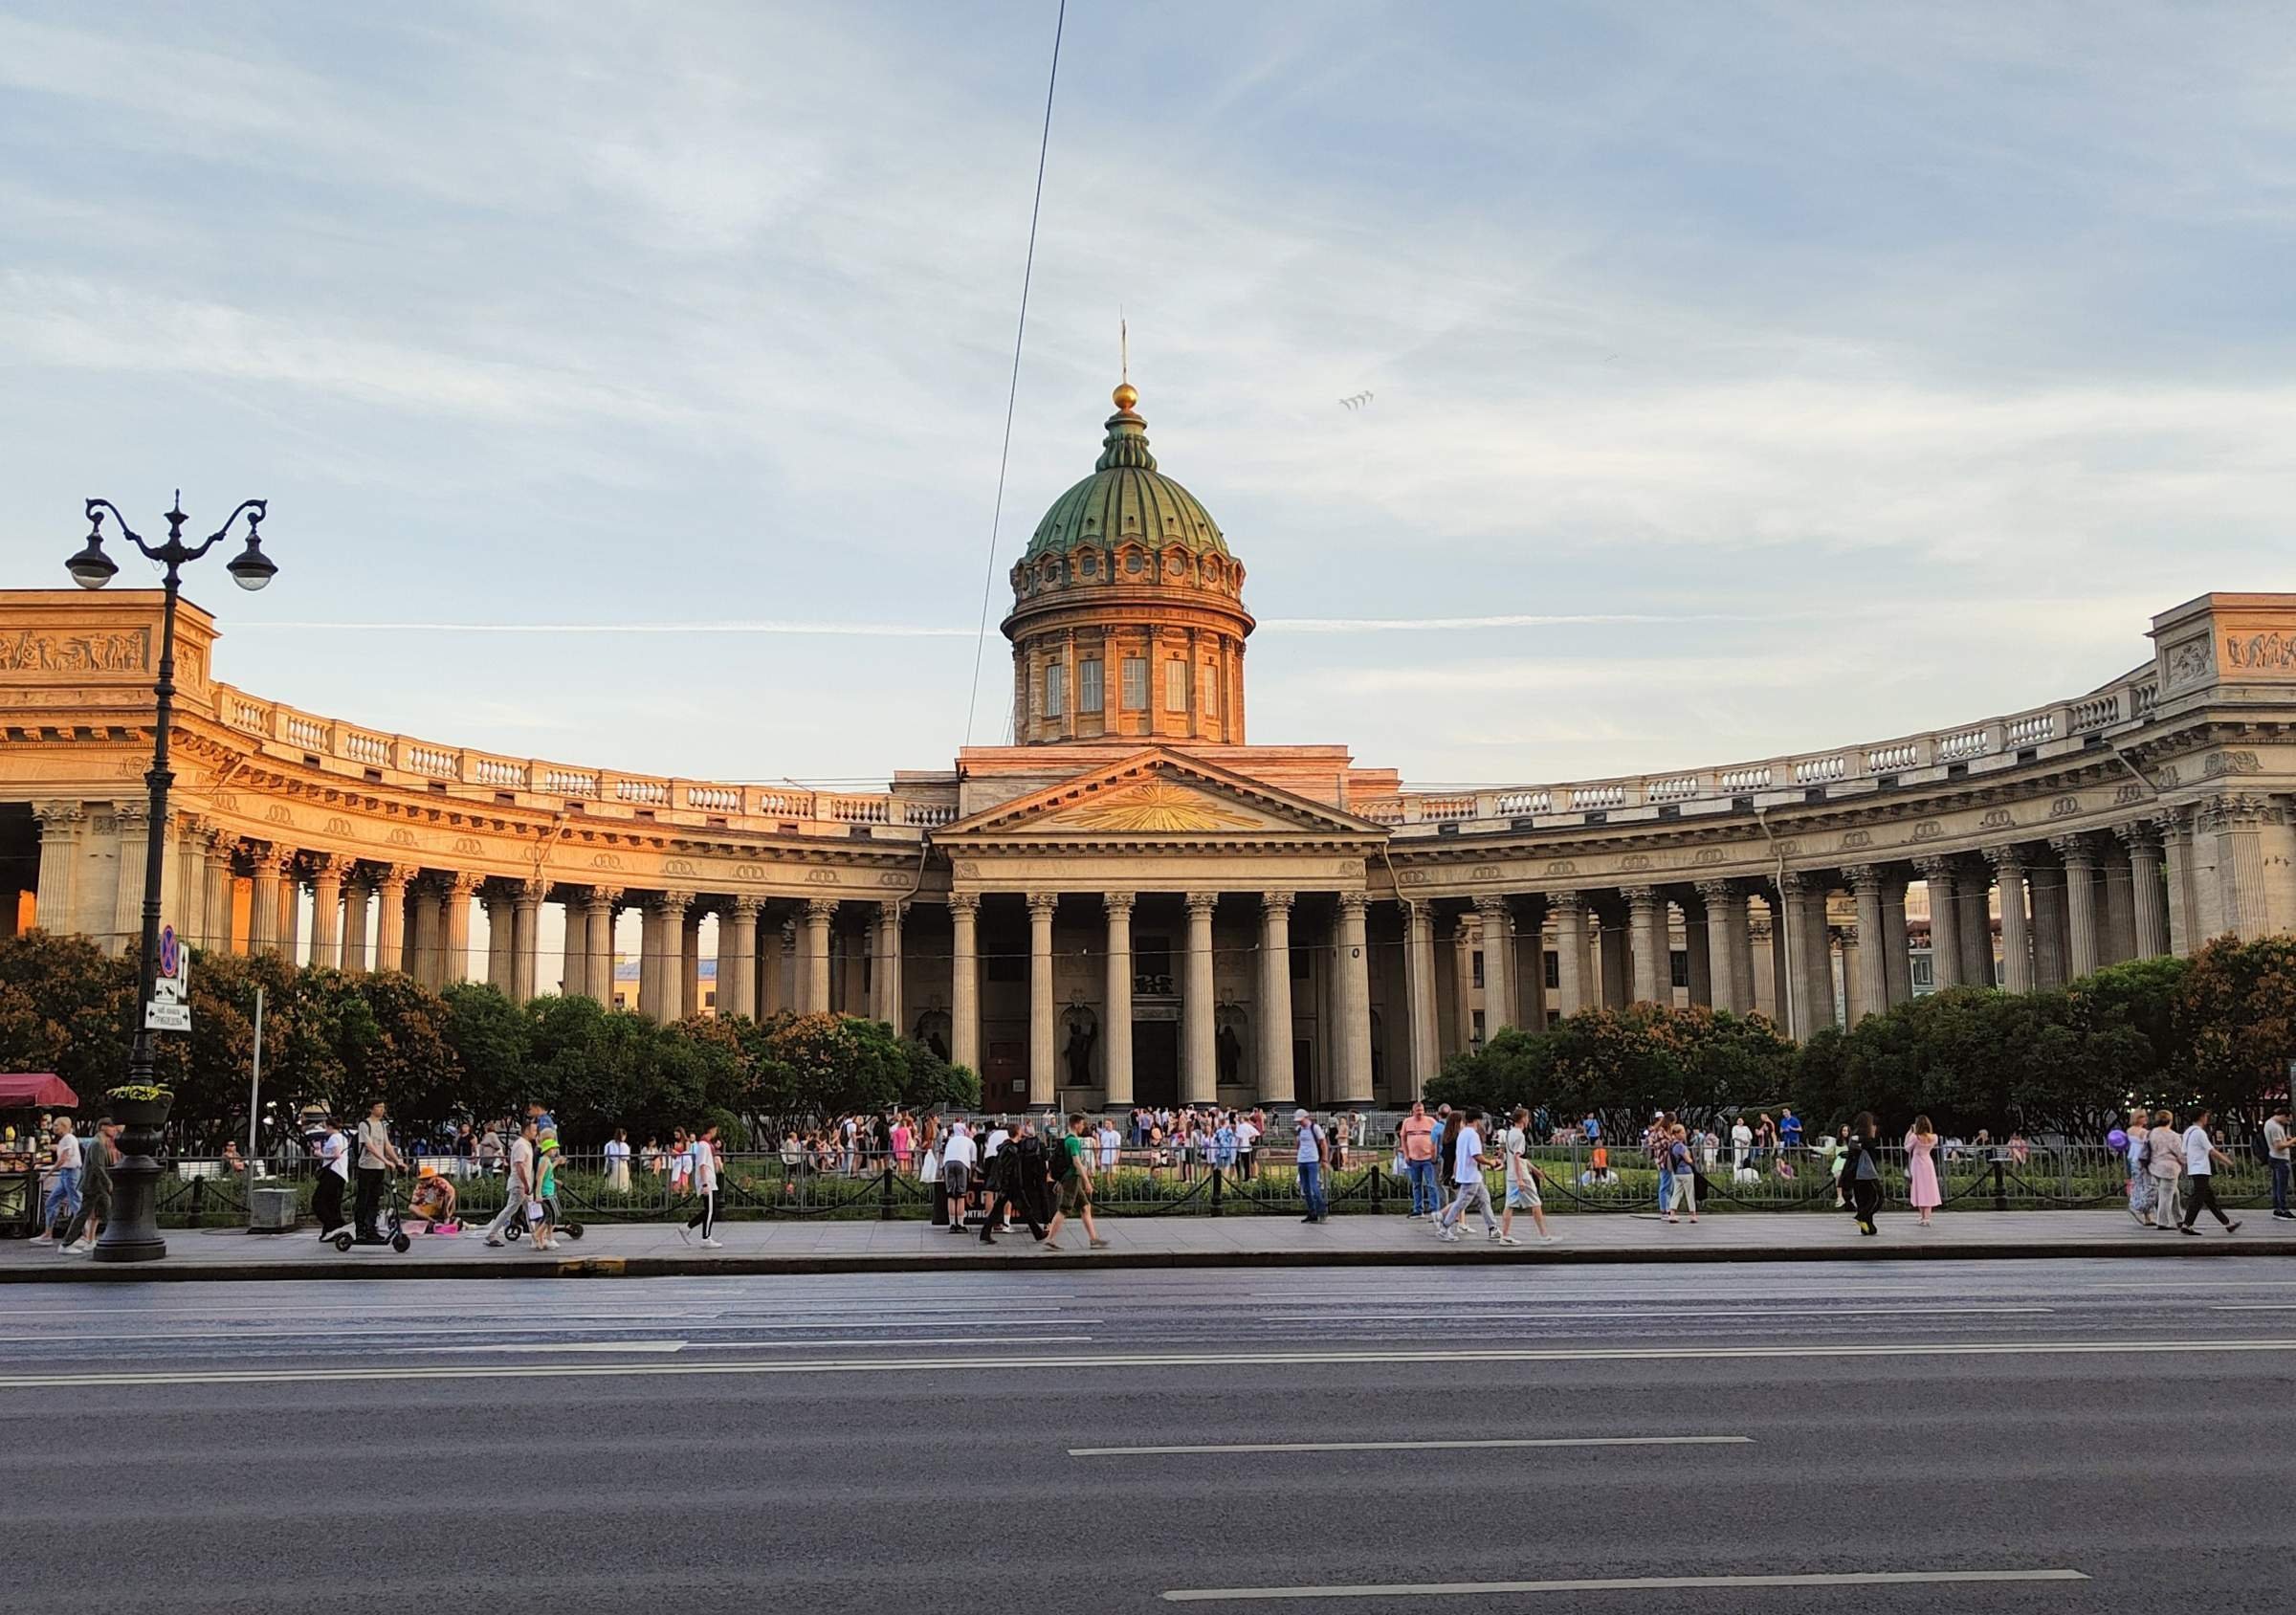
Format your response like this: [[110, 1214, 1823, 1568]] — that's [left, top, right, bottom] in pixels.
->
[[6, 1259, 2292, 1613]]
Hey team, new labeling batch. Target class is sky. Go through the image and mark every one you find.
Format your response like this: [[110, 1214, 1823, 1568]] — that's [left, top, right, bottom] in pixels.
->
[[6, 0, 2295, 792]]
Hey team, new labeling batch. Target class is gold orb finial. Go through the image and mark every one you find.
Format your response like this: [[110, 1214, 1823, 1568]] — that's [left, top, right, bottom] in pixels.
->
[[1113, 381, 1138, 411]]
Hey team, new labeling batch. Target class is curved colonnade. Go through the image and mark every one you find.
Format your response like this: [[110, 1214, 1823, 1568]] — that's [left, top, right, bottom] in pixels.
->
[[7, 587, 2296, 1113]]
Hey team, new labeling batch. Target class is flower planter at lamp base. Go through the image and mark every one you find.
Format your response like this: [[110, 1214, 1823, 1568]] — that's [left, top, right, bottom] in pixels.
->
[[93, 1095, 171, 1264]]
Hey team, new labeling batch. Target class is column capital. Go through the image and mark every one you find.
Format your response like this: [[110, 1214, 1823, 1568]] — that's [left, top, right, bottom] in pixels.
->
[[173, 810, 210, 839], [1840, 863, 1883, 894], [1102, 891, 1136, 920], [253, 842, 298, 876], [1835, 921, 1860, 945], [1911, 854, 1957, 884], [724, 894, 763, 919], [650, 888, 695, 917], [1472, 892, 1513, 919], [206, 826, 241, 859], [33, 800, 86, 830], [1397, 896, 1427, 922], [585, 883, 624, 910], [114, 800, 150, 831], [310, 852, 358, 884], [1258, 890, 1293, 918], [377, 863, 417, 891], [1983, 845, 2027, 876], [804, 896, 840, 922], [877, 897, 907, 922], [1336, 891, 1369, 919], [444, 871, 483, 898], [2048, 831, 2099, 866], [1777, 870, 1820, 896], [2148, 805, 2191, 840], [1547, 888, 1586, 916], [516, 876, 548, 907], [1027, 891, 1062, 918], [2112, 820, 2162, 856], [1692, 878, 1736, 904], [1183, 891, 1220, 918], [947, 892, 981, 918], [1621, 885, 1662, 916]]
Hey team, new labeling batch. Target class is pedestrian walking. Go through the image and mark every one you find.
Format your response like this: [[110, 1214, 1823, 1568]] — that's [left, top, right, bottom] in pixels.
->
[[1664, 1124, 1699, 1224], [2264, 1104, 2292, 1222], [980, 1121, 1049, 1245], [1843, 1112, 1883, 1236], [35, 1115, 81, 1245], [480, 1119, 539, 1247], [1042, 1112, 1110, 1250], [59, 1117, 117, 1254], [314, 1113, 350, 1240], [1236, 1110, 1260, 1180], [355, 1100, 405, 1241], [682, 1124, 723, 1247], [1294, 1108, 1331, 1223], [2148, 1108, 2183, 1230], [604, 1128, 632, 1194], [1906, 1116, 1942, 1228], [2124, 1108, 2156, 1227], [1398, 1100, 1439, 1217], [1499, 1105, 1553, 1244], [533, 1129, 563, 1250], [1435, 1106, 1499, 1242], [2177, 1110, 2241, 1236], [939, 1120, 977, 1232]]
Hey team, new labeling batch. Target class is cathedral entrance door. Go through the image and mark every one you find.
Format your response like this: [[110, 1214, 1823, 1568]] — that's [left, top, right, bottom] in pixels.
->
[[1132, 1020, 1180, 1108]]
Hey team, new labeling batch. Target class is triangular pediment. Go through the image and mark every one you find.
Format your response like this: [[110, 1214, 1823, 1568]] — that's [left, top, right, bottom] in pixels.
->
[[938, 749, 1387, 842]]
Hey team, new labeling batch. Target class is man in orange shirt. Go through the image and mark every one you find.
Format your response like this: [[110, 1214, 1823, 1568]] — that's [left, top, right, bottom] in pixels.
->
[[1397, 1100, 1439, 1217]]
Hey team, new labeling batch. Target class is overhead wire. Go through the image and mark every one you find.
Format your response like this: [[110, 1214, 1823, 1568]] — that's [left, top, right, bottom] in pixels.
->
[[963, 0, 1068, 749]]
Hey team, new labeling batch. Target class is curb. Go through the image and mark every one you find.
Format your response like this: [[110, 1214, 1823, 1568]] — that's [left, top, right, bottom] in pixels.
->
[[0, 1236, 2287, 1283]]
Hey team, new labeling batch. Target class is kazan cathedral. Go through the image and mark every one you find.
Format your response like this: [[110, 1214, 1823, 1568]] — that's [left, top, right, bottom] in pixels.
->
[[4, 381, 2296, 1114]]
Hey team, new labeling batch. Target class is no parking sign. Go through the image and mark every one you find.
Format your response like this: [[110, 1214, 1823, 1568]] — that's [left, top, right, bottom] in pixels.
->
[[146, 922, 190, 1032]]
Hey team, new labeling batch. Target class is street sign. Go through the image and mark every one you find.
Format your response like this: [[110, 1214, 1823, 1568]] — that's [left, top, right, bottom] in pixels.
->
[[148, 921, 189, 1032]]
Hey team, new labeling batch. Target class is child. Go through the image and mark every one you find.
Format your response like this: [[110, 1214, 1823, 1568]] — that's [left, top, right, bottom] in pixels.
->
[[533, 1130, 563, 1250]]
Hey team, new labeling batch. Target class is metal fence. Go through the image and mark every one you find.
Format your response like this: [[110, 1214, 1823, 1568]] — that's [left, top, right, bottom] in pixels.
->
[[147, 1140, 2280, 1228]]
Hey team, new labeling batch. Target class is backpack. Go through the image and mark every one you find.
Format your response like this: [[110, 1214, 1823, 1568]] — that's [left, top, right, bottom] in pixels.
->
[[1010, 1134, 1049, 1188], [1049, 1136, 1075, 1182]]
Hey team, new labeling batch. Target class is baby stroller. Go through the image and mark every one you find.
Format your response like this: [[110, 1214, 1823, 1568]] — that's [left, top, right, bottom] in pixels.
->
[[332, 1175, 413, 1253]]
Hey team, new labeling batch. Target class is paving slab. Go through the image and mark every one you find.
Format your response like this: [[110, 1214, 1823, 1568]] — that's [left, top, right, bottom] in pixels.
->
[[4, 1207, 2291, 1282]]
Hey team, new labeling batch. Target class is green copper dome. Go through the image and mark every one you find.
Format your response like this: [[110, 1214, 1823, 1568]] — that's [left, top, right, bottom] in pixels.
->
[[1023, 386, 1230, 561]]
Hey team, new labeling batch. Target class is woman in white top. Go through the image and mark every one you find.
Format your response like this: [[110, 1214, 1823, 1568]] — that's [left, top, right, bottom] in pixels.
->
[[603, 1128, 632, 1194], [681, 1125, 723, 1248]]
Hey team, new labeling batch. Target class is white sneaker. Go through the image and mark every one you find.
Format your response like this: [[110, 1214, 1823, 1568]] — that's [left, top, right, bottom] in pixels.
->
[[1540, 1234, 1559, 1243], [60, 1240, 88, 1254], [1486, 1228, 1503, 1242], [1438, 1228, 1459, 1243], [699, 1237, 724, 1249], [1497, 1234, 1518, 1246]]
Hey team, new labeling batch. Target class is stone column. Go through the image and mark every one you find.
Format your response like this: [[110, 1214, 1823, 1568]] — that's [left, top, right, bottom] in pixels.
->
[[949, 896, 980, 1073], [679, 909, 701, 1015], [309, 855, 349, 970], [2025, 857, 2066, 989], [405, 875, 439, 985], [1623, 886, 1664, 1004], [1258, 894, 1297, 1101], [1517, 898, 1549, 1030], [872, 899, 905, 1029], [1102, 893, 1135, 1105], [717, 896, 759, 1020], [373, 865, 411, 973], [441, 873, 478, 984], [1843, 866, 1888, 1023], [802, 897, 835, 1012], [562, 893, 592, 1000], [170, 814, 209, 958], [105, 803, 149, 961], [512, 879, 543, 1003], [758, 910, 789, 1018], [342, 874, 372, 973], [1681, 895, 1712, 1007], [2119, 823, 2171, 959], [1181, 891, 1218, 1104], [1915, 857, 1961, 990], [1334, 892, 1375, 1104], [1777, 874, 1821, 1038], [278, 856, 303, 967], [1598, 901, 1631, 1008], [653, 892, 695, 1021], [1028, 892, 1059, 1105], [1550, 891, 1590, 1016], [1764, 888, 1791, 1017], [2101, 843, 2137, 963], [2053, 834, 2101, 979], [1955, 858, 1994, 986], [483, 883, 515, 993], [1402, 899, 1438, 1098], [33, 803, 84, 940], [248, 845, 284, 960], [638, 894, 674, 1021], [1986, 848, 2034, 993], [1475, 895, 1517, 1031], [1450, 912, 1477, 1051], [587, 887, 621, 1005], [1695, 882, 1737, 1012], [1881, 873, 1912, 1006], [202, 829, 237, 953], [2153, 808, 2198, 956], [2199, 793, 2272, 940], [1838, 924, 1866, 1023]]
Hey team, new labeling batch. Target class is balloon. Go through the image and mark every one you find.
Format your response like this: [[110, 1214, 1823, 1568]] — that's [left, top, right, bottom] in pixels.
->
[[2107, 1128, 2129, 1150]]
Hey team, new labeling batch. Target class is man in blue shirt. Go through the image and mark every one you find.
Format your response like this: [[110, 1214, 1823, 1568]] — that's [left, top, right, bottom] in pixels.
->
[[1780, 1110, 1802, 1151]]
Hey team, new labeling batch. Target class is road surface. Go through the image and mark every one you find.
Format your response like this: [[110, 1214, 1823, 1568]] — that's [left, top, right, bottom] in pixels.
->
[[6, 1259, 2290, 1612]]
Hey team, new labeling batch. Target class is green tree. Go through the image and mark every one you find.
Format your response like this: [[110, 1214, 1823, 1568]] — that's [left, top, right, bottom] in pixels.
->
[[2176, 934, 2296, 1130]]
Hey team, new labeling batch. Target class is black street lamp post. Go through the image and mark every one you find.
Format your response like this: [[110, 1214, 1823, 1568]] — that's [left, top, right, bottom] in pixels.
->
[[69, 493, 276, 1263]]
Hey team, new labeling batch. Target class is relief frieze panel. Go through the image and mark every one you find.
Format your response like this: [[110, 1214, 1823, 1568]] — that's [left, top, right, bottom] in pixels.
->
[[0, 629, 149, 675]]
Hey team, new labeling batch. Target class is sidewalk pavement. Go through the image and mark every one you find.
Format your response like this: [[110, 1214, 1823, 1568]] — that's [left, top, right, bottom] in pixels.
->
[[5, 1207, 2293, 1282]]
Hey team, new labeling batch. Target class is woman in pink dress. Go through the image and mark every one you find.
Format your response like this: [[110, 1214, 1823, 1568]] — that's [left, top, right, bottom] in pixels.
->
[[1906, 1117, 1942, 1226], [890, 1114, 914, 1177]]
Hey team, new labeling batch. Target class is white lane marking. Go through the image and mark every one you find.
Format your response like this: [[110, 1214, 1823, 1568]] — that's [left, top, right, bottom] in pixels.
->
[[0, 1338, 2288, 1390], [1159, 1568, 2090, 1602], [1072, 1434, 1751, 1457], [418, 1341, 687, 1355], [2211, 1303, 2296, 1310], [1248, 1307, 2054, 1321], [0, 1316, 1097, 1346]]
